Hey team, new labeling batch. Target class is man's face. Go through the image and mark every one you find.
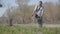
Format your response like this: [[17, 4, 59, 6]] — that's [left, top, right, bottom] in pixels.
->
[[39, 1, 42, 5]]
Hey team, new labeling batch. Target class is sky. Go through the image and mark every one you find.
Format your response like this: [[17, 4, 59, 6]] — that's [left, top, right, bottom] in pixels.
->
[[28, 0, 58, 5], [0, 0, 58, 17], [0, 0, 18, 17]]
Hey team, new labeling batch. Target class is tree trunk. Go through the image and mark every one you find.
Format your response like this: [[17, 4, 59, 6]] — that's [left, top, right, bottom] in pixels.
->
[[9, 18, 13, 26]]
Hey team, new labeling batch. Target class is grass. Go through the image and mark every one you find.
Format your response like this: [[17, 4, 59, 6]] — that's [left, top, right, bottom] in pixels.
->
[[0, 25, 60, 34]]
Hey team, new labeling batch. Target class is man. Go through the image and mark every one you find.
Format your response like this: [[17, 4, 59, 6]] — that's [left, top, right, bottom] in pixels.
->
[[32, 1, 44, 27]]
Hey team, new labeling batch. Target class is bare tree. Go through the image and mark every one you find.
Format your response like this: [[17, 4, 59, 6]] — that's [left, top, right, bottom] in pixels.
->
[[6, 8, 13, 26], [5, 3, 17, 26], [16, 0, 30, 23]]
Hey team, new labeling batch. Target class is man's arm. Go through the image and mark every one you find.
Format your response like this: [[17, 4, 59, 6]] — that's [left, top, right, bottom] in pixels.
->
[[32, 5, 38, 16], [40, 6, 44, 17], [40, 10, 44, 17]]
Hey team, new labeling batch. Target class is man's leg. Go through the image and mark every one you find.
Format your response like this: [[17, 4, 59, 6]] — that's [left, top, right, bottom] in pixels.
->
[[37, 17, 42, 27]]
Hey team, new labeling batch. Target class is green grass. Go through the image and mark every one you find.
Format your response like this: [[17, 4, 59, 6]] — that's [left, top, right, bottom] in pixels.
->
[[0, 25, 60, 34]]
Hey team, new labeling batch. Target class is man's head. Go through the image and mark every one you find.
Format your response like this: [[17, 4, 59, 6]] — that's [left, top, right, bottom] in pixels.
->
[[39, 1, 42, 4], [38, 1, 43, 6]]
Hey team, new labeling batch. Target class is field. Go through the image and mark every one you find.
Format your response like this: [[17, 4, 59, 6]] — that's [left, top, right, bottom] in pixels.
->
[[0, 24, 60, 34]]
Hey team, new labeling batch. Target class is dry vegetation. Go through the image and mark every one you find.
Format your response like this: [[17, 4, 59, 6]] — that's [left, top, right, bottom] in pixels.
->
[[0, 0, 60, 26]]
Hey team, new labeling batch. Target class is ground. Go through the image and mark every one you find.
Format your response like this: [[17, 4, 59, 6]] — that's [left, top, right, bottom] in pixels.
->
[[0, 24, 60, 34]]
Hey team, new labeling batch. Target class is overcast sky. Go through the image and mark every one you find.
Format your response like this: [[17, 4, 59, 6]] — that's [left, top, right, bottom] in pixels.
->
[[0, 0, 58, 17], [28, 0, 58, 5]]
